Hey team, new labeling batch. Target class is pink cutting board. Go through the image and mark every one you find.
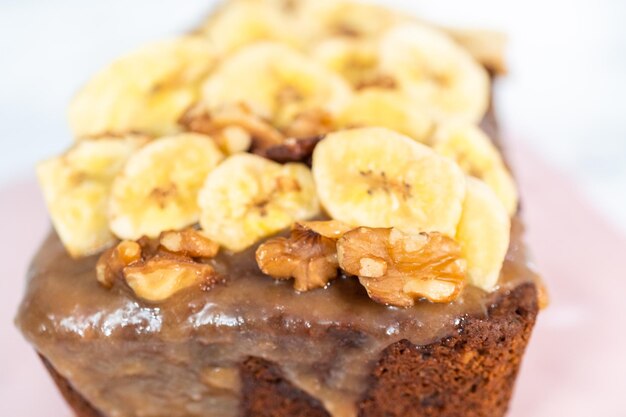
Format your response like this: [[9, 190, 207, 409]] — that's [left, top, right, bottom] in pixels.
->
[[1, 138, 624, 416]]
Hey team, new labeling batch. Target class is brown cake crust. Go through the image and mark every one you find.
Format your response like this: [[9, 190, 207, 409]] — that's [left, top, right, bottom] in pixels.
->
[[240, 357, 332, 417], [357, 283, 538, 417], [39, 282, 537, 417], [41, 355, 103, 417]]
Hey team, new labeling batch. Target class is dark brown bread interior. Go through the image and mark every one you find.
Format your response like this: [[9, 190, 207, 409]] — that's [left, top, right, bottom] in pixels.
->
[[40, 283, 538, 417]]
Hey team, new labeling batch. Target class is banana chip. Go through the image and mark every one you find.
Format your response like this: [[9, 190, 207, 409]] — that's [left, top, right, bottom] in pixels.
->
[[380, 24, 490, 123], [312, 127, 466, 236], [37, 136, 148, 257], [199, 153, 319, 252], [434, 124, 518, 215], [200, 42, 352, 134], [200, 0, 302, 53], [68, 36, 217, 138], [109, 133, 224, 240], [338, 90, 435, 143], [300, 0, 406, 41], [456, 177, 510, 291]]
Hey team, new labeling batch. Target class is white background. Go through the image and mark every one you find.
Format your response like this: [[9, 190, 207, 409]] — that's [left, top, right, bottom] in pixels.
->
[[0, 0, 625, 233]]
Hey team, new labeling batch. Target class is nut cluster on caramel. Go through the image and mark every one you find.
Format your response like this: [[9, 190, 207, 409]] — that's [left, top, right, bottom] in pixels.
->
[[256, 221, 467, 307], [255, 221, 351, 291], [96, 228, 220, 302]]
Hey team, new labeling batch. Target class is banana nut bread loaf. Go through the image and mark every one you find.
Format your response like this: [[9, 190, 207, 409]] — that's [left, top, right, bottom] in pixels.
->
[[16, 1, 544, 416]]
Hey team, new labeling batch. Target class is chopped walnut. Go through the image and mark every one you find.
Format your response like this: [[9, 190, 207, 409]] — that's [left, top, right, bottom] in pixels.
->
[[282, 109, 336, 139], [180, 103, 284, 151], [96, 228, 220, 301], [213, 126, 252, 154], [536, 278, 550, 310], [262, 136, 324, 164], [180, 103, 337, 157], [159, 228, 219, 258], [337, 227, 466, 307], [297, 220, 353, 239], [255, 222, 347, 291], [96, 240, 142, 288], [124, 255, 217, 302]]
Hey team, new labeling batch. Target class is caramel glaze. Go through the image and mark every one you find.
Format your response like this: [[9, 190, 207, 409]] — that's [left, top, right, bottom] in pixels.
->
[[16, 214, 537, 417]]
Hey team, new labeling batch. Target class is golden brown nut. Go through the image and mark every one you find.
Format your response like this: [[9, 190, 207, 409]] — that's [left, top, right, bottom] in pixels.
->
[[181, 103, 337, 157], [262, 136, 324, 163], [159, 228, 219, 258], [282, 108, 335, 139], [180, 103, 284, 150], [123, 255, 217, 302], [96, 228, 220, 301], [297, 220, 353, 239], [337, 227, 466, 307], [213, 126, 252, 154], [255, 222, 347, 291], [96, 240, 142, 288]]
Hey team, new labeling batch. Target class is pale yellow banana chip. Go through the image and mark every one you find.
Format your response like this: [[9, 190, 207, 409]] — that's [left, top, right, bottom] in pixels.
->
[[200, 0, 302, 53], [68, 36, 217, 138], [434, 124, 518, 215], [109, 133, 224, 240], [198, 153, 319, 252], [200, 42, 352, 131], [37, 135, 148, 257], [312, 38, 383, 89], [456, 177, 510, 291], [337, 90, 435, 143], [312, 127, 466, 236], [300, 0, 406, 42], [380, 24, 490, 123]]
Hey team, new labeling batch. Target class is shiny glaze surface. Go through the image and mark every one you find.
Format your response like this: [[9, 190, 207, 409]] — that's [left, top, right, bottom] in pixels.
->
[[16, 217, 536, 417]]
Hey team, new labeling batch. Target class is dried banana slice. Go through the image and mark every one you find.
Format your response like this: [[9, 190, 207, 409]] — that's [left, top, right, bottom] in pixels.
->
[[380, 24, 490, 123], [109, 133, 224, 240], [68, 36, 217, 138], [434, 124, 518, 215], [312, 38, 387, 90], [200, 0, 302, 53], [198, 153, 319, 252], [300, 0, 406, 41], [312, 127, 466, 236], [37, 135, 148, 257], [456, 177, 510, 291], [200, 42, 352, 134], [337, 90, 435, 143]]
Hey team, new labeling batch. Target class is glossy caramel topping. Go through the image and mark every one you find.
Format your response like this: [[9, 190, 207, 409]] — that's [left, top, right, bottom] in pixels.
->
[[16, 217, 536, 417]]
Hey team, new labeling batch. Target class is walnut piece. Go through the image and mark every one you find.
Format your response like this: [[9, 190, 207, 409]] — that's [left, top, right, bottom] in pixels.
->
[[180, 103, 284, 151], [337, 227, 466, 307], [262, 136, 324, 164], [282, 109, 335, 139], [96, 240, 142, 288], [297, 220, 353, 239], [159, 228, 219, 258], [181, 103, 335, 158], [96, 228, 220, 302], [124, 255, 216, 302], [255, 222, 350, 291]]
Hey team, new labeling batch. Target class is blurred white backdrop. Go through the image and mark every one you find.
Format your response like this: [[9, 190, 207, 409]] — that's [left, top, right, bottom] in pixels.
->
[[0, 0, 624, 231]]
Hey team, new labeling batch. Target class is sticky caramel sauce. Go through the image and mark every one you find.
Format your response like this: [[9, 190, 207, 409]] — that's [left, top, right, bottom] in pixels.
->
[[16, 215, 536, 417]]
